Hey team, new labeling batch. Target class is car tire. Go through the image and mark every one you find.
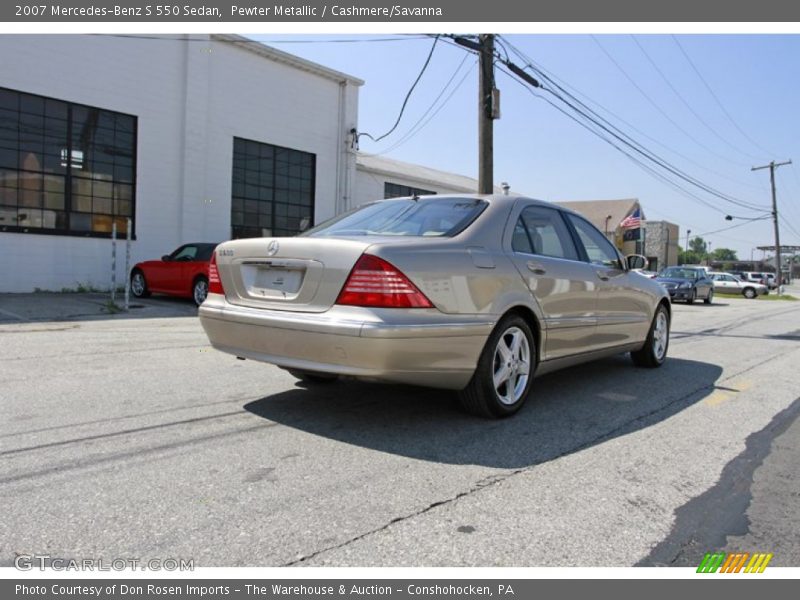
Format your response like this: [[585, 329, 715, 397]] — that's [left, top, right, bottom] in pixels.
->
[[704, 289, 714, 304], [286, 369, 339, 384], [458, 314, 535, 418], [631, 304, 670, 368], [192, 276, 209, 306], [686, 289, 696, 304], [130, 270, 150, 298], [743, 287, 756, 299]]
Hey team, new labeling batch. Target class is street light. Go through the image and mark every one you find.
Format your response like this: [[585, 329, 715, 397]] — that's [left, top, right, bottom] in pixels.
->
[[685, 228, 691, 259]]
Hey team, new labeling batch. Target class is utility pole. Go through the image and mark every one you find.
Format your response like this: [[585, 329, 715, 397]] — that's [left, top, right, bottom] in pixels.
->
[[752, 159, 792, 290], [478, 34, 496, 194]]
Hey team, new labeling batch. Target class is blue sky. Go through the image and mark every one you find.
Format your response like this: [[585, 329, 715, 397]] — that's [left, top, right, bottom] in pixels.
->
[[249, 34, 800, 260]]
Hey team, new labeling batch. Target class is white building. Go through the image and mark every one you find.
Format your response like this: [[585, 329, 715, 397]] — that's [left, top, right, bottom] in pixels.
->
[[0, 34, 362, 292], [0, 34, 492, 293], [354, 154, 481, 202]]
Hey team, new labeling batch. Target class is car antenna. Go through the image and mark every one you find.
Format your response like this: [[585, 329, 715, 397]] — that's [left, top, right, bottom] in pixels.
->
[[411, 193, 420, 201]]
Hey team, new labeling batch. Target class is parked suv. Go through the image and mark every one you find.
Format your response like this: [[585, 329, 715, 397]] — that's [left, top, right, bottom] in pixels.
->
[[741, 272, 768, 286], [763, 273, 778, 290]]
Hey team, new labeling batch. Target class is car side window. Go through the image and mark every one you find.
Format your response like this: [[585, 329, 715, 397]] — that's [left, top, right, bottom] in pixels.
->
[[172, 245, 198, 261], [512, 206, 579, 260], [566, 214, 623, 269]]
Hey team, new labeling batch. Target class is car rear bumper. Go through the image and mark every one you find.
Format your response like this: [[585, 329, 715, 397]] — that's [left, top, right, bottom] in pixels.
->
[[198, 294, 495, 389]]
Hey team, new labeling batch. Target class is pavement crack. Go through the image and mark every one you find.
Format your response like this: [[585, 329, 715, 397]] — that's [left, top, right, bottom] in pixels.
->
[[283, 469, 523, 567]]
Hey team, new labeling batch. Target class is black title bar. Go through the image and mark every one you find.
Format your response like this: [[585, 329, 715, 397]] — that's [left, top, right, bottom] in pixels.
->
[[3, 0, 800, 22]]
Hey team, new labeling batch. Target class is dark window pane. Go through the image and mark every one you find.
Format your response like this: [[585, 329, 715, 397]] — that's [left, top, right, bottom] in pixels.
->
[[73, 194, 92, 212], [17, 208, 43, 226], [231, 136, 314, 238], [0, 90, 17, 111], [0, 147, 17, 168], [43, 190, 65, 210], [45, 99, 68, 119], [92, 214, 113, 233], [113, 183, 132, 202], [0, 205, 18, 225], [70, 212, 92, 231], [114, 198, 132, 216], [0, 88, 136, 236], [19, 94, 44, 115], [93, 197, 112, 214], [93, 180, 113, 198], [0, 188, 16, 206]]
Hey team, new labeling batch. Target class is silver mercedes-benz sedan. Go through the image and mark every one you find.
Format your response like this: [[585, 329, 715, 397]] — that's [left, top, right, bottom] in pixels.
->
[[199, 194, 670, 418]]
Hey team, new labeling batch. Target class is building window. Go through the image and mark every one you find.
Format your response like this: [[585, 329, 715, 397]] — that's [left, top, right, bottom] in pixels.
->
[[384, 182, 436, 199], [0, 87, 136, 237], [231, 137, 315, 239]]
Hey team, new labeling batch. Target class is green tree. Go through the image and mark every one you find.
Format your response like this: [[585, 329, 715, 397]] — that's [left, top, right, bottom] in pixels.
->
[[678, 245, 701, 264], [689, 236, 707, 256], [711, 247, 738, 261]]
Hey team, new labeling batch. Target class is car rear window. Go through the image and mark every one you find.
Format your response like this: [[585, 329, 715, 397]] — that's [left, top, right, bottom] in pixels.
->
[[301, 197, 487, 238]]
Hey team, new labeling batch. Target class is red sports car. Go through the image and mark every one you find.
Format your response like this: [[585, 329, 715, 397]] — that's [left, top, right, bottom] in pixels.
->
[[130, 243, 218, 306]]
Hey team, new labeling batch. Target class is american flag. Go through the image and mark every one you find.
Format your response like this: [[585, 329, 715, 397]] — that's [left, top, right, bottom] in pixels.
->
[[620, 208, 641, 229]]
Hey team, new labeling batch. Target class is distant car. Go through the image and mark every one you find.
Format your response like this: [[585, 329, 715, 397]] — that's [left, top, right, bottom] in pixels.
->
[[741, 271, 770, 287], [708, 272, 768, 299], [763, 273, 778, 290], [131, 243, 218, 306], [655, 266, 715, 304], [199, 194, 671, 418]]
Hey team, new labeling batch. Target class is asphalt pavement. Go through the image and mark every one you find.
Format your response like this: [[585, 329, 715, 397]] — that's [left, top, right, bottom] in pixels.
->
[[1, 289, 798, 567]]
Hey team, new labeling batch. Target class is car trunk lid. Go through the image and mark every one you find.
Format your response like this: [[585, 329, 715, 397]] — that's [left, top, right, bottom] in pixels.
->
[[215, 237, 373, 313]]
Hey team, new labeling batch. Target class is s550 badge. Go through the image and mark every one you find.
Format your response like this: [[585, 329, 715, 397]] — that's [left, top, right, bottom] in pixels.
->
[[218, 248, 234, 257]]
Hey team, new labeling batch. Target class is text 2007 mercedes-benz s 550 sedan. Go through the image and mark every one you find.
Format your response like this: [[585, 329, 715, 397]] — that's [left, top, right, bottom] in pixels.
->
[[199, 194, 671, 418]]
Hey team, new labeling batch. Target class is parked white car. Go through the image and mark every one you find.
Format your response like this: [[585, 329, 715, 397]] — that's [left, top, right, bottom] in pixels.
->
[[709, 272, 768, 299]]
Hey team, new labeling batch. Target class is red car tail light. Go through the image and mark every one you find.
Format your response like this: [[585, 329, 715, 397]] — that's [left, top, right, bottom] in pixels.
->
[[208, 252, 225, 295], [336, 254, 433, 309]]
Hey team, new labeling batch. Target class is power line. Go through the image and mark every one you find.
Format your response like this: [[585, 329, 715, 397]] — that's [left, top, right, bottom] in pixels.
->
[[494, 36, 769, 213], [591, 35, 753, 169], [671, 35, 778, 159], [356, 35, 440, 145], [780, 214, 800, 240], [698, 216, 771, 238], [495, 65, 736, 217], [374, 57, 476, 155], [631, 35, 764, 162], [540, 83, 766, 212], [499, 39, 768, 195]]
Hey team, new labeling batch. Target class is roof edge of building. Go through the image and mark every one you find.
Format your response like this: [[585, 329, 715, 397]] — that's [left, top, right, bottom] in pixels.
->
[[212, 34, 365, 86]]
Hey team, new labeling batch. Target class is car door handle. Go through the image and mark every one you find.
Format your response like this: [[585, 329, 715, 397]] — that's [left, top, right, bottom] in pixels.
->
[[596, 271, 610, 281], [526, 262, 546, 275]]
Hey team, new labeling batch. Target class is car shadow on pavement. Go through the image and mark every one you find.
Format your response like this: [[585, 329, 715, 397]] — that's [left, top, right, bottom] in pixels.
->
[[244, 356, 723, 469]]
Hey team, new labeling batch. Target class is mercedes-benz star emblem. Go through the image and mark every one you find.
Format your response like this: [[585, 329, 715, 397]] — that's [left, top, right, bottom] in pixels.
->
[[267, 240, 279, 256]]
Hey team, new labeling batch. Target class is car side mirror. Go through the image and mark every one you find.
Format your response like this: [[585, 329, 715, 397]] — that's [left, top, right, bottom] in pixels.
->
[[161, 255, 172, 261], [626, 254, 647, 270]]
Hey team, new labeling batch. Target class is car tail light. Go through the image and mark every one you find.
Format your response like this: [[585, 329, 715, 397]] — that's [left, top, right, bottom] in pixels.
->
[[208, 252, 224, 295], [336, 254, 433, 308]]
